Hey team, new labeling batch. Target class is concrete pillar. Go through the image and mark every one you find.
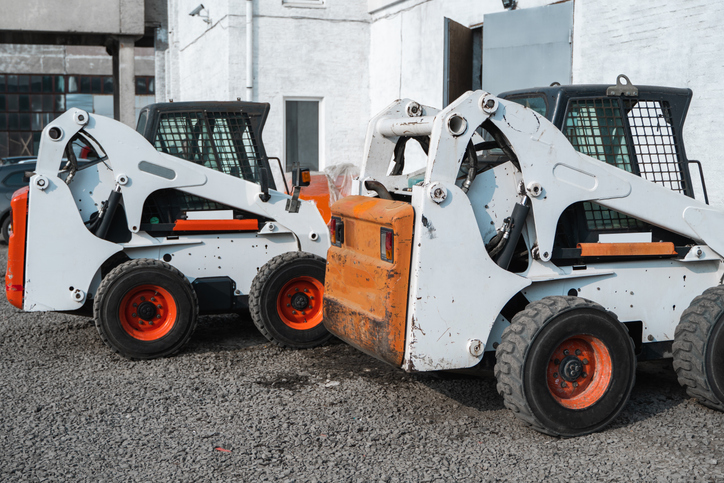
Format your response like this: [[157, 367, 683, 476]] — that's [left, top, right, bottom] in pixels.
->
[[154, 26, 168, 102], [110, 35, 137, 127]]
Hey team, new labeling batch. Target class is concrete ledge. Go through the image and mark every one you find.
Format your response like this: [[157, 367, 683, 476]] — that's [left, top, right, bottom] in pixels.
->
[[0, 0, 144, 36]]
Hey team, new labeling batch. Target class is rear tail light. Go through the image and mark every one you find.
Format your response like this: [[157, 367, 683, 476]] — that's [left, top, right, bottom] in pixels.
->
[[380, 227, 394, 263], [329, 216, 343, 247]]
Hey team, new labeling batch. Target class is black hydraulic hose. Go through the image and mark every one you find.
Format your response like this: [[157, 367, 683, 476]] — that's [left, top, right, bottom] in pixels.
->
[[496, 197, 530, 270], [461, 141, 478, 194], [364, 180, 393, 200], [95, 186, 122, 240]]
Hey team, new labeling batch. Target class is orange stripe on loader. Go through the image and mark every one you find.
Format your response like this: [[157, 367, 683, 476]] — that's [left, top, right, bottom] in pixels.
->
[[173, 219, 259, 232], [323, 196, 415, 367], [577, 242, 677, 257]]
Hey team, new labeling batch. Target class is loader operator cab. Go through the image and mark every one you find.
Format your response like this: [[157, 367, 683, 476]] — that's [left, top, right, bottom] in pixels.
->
[[499, 78, 704, 266], [131, 101, 285, 239], [366, 77, 704, 273], [136, 101, 276, 188]]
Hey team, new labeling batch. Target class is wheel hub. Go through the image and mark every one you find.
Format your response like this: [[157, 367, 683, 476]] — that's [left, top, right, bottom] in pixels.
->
[[291, 292, 310, 310], [560, 355, 583, 382], [137, 301, 157, 321]]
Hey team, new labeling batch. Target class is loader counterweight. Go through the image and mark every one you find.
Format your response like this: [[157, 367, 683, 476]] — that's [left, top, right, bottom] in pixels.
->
[[323, 196, 414, 367], [5, 186, 29, 309]]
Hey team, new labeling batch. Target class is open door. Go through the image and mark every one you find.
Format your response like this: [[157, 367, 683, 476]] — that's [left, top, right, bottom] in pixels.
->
[[443, 17, 474, 107]]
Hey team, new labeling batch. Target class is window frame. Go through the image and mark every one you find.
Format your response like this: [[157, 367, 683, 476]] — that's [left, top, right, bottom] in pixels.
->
[[282, 0, 326, 8]]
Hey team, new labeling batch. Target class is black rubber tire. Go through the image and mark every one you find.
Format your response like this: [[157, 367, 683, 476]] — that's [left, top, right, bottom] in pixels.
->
[[249, 251, 332, 349], [93, 258, 198, 360], [1, 212, 11, 244], [494, 296, 636, 437], [673, 286, 724, 412]]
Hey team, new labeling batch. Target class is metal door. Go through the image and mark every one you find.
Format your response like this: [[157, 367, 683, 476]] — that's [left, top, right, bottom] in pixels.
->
[[482, 1, 573, 95]]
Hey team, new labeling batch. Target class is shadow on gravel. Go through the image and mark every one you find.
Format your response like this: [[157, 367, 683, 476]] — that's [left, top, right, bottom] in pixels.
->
[[184, 312, 269, 354], [298, 340, 507, 414], [609, 359, 689, 428]]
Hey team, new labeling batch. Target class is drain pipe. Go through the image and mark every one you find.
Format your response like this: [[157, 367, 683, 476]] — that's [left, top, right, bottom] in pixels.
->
[[246, 0, 253, 101]]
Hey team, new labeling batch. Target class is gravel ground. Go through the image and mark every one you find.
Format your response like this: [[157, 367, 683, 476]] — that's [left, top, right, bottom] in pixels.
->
[[0, 246, 722, 482]]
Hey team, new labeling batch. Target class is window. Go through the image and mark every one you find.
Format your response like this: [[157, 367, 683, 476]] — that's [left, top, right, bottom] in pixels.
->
[[562, 97, 685, 232], [154, 110, 264, 183], [507, 95, 548, 117], [0, 74, 154, 158], [285, 100, 320, 171], [3, 171, 26, 188]]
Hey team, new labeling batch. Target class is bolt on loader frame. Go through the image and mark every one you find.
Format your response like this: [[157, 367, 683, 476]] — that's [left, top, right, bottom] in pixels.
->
[[323, 77, 724, 436], [6, 102, 332, 359]]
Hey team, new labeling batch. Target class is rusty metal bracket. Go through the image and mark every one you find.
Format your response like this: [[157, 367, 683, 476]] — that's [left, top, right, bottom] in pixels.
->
[[607, 74, 638, 97]]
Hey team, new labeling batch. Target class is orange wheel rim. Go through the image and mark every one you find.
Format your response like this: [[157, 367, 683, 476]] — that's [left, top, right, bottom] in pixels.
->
[[119, 285, 177, 341], [546, 335, 612, 409], [276, 276, 324, 330]]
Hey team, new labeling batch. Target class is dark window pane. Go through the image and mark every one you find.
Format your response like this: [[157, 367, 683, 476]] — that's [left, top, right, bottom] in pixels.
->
[[18, 95, 30, 112], [135, 77, 146, 95], [0, 132, 7, 158], [32, 132, 41, 155], [17, 76, 29, 93], [55, 95, 65, 112], [91, 77, 102, 94], [43, 113, 54, 127], [104, 76, 113, 94], [31, 75, 42, 93], [285, 100, 319, 171], [148, 77, 155, 94], [0, 75, 5, 92], [7, 95, 18, 111], [31, 96, 43, 112], [31, 113, 43, 131], [3, 171, 27, 187], [0, 114, 5, 130], [55, 76, 65, 93], [42, 95, 53, 111], [80, 77, 91, 93], [42, 76, 53, 93], [19, 114, 31, 130], [7, 75, 17, 93], [68, 76, 78, 93], [9, 132, 33, 156], [0, 94, 4, 111], [8, 114, 18, 130], [65, 93, 92, 112]]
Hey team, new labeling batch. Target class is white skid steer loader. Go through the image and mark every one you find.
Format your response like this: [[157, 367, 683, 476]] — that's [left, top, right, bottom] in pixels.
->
[[6, 103, 332, 359], [323, 76, 724, 436]]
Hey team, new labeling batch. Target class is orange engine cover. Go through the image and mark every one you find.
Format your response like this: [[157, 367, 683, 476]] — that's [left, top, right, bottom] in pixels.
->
[[5, 186, 29, 309], [323, 196, 414, 367]]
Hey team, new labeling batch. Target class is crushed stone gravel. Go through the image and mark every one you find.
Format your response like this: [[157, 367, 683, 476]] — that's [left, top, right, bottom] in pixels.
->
[[0, 247, 722, 481]]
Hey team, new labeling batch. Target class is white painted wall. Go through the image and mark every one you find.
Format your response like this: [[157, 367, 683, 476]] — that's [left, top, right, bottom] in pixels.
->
[[167, 0, 370, 170], [256, 1, 370, 169], [572, 0, 724, 207], [166, 0, 724, 206], [367, 0, 557, 113]]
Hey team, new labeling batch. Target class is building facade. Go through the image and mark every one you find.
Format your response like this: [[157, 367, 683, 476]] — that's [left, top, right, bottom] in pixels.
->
[[0, 45, 155, 157], [165, 0, 724, 206]]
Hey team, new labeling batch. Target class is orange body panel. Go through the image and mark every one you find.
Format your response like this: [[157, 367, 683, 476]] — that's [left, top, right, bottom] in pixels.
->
[[323, 196, 415, 367], [298, 174, 332, 223], [577, 242, 677, 257], [173, 219, 259, 232], [5, 187, 29, 309]]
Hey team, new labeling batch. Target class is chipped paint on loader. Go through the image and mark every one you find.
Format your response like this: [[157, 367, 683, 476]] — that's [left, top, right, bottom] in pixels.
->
[[323, 196, 414, 366]]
